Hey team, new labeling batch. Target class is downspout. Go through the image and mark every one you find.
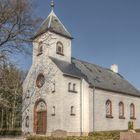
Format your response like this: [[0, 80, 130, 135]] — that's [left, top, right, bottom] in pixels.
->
[[93, 86, 95, 132], [80, 78, 83, 136]]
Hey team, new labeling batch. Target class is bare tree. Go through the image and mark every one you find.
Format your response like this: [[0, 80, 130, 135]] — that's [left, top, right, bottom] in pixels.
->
[[0, 0, 41, 59], [0, 63, 24, 129]]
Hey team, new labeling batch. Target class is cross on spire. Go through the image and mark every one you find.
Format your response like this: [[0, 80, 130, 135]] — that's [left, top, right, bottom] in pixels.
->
[[50, 0, 55, 11]]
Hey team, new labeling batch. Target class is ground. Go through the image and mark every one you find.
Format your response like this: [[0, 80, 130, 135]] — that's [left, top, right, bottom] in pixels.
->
[[0, 137, 25, 140]]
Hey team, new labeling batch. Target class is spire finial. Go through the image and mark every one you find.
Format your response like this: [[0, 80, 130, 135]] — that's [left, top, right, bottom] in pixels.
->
[[50, 0, 55, 11]]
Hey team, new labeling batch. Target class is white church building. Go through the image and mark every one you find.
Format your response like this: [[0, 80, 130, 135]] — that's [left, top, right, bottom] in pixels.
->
[[22, 1, 140, 136]]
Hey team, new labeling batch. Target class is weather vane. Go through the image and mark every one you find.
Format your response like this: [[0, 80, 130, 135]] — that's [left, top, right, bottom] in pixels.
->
[[50, 0, 55, 10]]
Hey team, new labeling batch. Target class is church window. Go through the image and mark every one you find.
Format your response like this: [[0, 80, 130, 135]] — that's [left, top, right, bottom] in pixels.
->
[[36, 74, 45, 88], [37, 41, 43, 56], [68, 82, 71, 91], [130, 103, 136, 119], [106, 100, 113, 118], [73, 84, 76, 92], [68, 82, 77, 93], [70, 106, 75, 116], [26, 92, 30, 98], [52, 82, 55, 93], [52, 106, 55, 116], [25, 116, 29, 128], [56, 42, 64, 55], [119, 102, 125, 119]]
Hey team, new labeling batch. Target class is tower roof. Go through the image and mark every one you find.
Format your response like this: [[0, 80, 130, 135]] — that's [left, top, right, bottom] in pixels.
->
[[34, 10, 72, 39]]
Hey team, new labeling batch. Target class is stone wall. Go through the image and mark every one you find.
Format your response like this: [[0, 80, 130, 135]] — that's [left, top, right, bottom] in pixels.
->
[[120, 132, 140, 140]]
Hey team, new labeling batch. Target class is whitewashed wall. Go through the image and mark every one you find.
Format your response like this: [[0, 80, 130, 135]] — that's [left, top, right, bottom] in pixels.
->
[[93, 89, 140, 131]]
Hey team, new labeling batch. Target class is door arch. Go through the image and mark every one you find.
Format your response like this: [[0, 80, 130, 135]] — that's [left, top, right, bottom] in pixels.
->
[[34, 99, 47, 134]]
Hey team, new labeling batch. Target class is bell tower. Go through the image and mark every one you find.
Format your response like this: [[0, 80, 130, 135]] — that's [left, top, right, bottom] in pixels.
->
[[32, 1, 73, 63]]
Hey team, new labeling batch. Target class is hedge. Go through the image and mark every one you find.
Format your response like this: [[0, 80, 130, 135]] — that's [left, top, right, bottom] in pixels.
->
[[0, 129, 22, 136]]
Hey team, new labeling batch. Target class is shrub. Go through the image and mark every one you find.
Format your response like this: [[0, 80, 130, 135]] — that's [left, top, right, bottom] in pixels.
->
[[0, 129, 22, 136], [128, 121, 134, 130]]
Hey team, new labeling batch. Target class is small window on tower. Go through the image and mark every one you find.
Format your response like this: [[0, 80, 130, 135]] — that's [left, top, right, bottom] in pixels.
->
[[56, 42, 64, 55]]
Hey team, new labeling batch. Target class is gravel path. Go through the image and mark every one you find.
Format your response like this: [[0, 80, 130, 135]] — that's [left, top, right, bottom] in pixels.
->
[[0, 137, 25, 140]]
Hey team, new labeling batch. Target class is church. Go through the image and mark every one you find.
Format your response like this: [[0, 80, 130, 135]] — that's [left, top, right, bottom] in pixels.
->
[[22, 1, 140, 136]]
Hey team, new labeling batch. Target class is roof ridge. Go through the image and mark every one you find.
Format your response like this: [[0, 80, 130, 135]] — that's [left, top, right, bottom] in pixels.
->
[[72, 57, 109, 71]]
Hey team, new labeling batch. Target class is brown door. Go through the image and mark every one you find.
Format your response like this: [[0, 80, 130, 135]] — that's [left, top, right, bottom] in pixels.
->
[[36, 111, 47, 134]]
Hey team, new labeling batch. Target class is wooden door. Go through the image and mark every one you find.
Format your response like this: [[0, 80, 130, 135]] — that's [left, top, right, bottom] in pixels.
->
[[36, 111, 46, 134]]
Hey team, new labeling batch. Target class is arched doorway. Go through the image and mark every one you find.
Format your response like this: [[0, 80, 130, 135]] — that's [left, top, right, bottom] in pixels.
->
[[34, 99, 47, 134]]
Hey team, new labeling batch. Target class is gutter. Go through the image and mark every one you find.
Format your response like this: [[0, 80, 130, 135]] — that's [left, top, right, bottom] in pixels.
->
[[92, 86, 95, 132], [63, 73, 81, 79], [89, 85, 140, 98], [80, 78, 83, 136]]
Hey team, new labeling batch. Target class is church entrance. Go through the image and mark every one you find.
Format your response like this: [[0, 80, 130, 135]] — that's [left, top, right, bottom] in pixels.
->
[[34, 100, 47, 134]]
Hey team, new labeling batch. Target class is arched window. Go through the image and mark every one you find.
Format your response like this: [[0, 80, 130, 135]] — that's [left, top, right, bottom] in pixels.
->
[[130, 103, 135, 119], [56, 42, 64, 55], [25, 116, 29, 128], [37, 41, 43, 56], [119, 102, 125, 119], [106, 100, 113, 118]]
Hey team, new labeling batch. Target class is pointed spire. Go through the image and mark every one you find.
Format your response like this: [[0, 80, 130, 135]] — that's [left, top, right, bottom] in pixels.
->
[[50, 0, 55, 11], [33, 0, 72, 39]]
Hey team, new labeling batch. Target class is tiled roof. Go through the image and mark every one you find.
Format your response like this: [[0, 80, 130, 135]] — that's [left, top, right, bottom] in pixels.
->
[[34, 11, 72, 39], [50, 57, 140, 97]]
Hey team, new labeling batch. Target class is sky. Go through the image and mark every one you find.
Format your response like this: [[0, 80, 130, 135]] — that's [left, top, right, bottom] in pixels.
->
[[16, 0, 140, 90]]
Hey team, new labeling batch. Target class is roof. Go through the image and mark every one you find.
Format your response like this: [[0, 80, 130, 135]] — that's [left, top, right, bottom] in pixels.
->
[[50, 57, 140, 97], [34, 10, 72, 39]]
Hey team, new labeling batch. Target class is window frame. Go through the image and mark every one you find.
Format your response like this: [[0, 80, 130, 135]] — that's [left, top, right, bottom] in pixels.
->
[[25, 116, 29, 128], [130, 103, 136, 120], [36, 73, 45, 88], [51, 106, 56, 116], [56, 41, 64, 56], [105, 99, 113, 118], [52, 81, 55, 93], [70, 106, 75, 116], [37, 41, 43, 56], [68, 82, 77, 93], [119, 102, 125, 119]]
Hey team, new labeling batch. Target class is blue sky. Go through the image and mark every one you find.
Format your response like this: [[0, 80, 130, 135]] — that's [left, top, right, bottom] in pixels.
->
[[17, 0, 140, 90]]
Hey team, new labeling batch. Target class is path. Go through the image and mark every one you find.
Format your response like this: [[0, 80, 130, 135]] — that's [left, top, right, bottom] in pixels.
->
[[0, 137, 25, 140]]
